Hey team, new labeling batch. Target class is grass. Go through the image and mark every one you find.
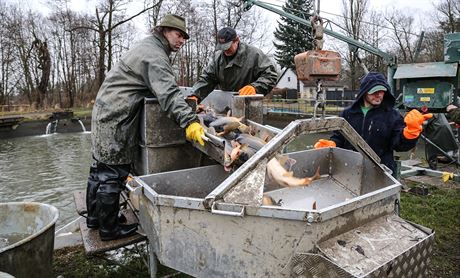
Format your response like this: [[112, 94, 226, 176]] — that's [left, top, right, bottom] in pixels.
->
[[0, 107, 93, 121], [53, 245, 149, 278], [400, 181, 460, 277], [53, 243, 192, 278]]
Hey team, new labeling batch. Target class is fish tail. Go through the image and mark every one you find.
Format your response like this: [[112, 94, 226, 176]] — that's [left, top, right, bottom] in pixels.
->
[[312, 166, 321, 180], [302, 166, 321, 186]]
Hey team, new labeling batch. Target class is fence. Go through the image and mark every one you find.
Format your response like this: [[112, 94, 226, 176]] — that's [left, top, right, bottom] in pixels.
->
[[0, 105, 31, 113], [264, 99, 354, 116]]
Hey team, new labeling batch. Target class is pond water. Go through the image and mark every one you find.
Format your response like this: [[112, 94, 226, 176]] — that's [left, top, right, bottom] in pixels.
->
[[0, 132, 92, 228]]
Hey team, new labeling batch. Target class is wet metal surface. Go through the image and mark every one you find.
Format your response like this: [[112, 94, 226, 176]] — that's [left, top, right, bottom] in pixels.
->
[[0, 202, 58, 278], [394, 62, 458, 79], [318, 214, 433, 277]]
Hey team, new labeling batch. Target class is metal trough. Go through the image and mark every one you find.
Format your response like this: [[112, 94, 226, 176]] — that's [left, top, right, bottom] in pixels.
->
[[0, 202, 59, 278], [133, 117, 434, 277]]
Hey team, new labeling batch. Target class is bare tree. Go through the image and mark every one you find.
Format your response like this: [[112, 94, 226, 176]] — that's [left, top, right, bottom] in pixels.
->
[[384, 9, 419, 64], [341, 0, 369, 90], [71, 0, 160, 88], [435, 0, 460, 33]]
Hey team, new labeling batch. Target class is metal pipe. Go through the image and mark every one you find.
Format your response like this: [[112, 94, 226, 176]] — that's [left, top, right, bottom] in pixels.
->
[[243, 0, 396, 65], [420, 134, 460, 166]]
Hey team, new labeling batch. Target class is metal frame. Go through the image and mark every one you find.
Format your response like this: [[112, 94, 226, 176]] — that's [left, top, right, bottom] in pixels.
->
[[242, 0, 398, 93], [204, 117, 389, 208]]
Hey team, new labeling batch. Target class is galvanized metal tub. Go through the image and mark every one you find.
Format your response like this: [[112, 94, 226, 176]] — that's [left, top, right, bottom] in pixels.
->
[[134, 117, 434, 277], [0, 202, 59, 278]]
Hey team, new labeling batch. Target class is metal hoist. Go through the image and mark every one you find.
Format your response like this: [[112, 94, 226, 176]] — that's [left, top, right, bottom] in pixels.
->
[[293, 2, 341, 119]]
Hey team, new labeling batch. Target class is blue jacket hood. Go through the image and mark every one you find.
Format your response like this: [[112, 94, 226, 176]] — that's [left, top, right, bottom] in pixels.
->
[[352, 72, 394, 109]]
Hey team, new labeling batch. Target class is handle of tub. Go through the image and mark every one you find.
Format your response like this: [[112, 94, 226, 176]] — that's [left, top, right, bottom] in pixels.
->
[[211, 202, 245, 217]]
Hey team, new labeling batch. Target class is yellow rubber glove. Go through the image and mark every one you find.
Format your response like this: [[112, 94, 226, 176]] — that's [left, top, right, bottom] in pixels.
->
[[185, 122, 205, 146], [238, 85, 256, 95], [314, 139, 336, 149], [403, 109, 433, 139]]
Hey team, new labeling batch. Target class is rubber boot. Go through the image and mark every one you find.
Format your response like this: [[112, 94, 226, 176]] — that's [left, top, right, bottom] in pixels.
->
[[86, 163, 100, 229], [96, 183, 137, 241], [87, 163, 128, 229]]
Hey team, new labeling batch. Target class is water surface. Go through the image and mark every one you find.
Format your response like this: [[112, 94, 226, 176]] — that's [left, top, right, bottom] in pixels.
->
[[0, 132, 92, 228]]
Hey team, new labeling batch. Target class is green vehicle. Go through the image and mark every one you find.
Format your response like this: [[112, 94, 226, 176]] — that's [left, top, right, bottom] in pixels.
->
[[395, 33, 460, 113]]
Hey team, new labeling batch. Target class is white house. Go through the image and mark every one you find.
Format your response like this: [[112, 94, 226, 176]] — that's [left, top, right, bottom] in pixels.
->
[[276, 68, 298, 90], [274, 68, 346, 100]]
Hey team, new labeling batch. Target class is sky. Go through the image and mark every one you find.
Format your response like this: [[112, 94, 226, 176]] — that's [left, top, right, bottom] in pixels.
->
[[4, 0, 438, 53], [6, 0, 436, 27]]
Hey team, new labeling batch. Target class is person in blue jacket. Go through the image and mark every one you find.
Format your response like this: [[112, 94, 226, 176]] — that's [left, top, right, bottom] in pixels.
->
[[315, 72, 432, 174]]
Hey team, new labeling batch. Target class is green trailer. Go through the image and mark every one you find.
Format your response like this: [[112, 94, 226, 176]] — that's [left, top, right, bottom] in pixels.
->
[[395, 32, 460, 112], [395, 62, 458, 112]]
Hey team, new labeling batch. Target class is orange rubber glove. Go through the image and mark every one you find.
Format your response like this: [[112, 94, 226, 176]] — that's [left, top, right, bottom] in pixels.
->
[[314, 139, 336, 149], [238, 85, 256, 95], [185, 122, 205, 146], [186, 95, 199, 101], [403, 109, 433, 139]]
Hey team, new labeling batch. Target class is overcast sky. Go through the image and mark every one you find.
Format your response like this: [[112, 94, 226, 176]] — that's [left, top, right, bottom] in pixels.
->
[[5, 0, 438, 53], [7, 0, 436, 24]]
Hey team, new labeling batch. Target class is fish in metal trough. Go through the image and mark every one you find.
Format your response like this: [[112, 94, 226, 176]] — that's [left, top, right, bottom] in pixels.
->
[[209, 116, 250, 137], [266, 155, 321, 188]]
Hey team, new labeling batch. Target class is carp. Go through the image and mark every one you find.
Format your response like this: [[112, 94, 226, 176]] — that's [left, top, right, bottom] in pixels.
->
[[226, 133, 269, 168], [266, 155, 321, 188], [209, 116, 250, 137], [262, 195, 283, 206]]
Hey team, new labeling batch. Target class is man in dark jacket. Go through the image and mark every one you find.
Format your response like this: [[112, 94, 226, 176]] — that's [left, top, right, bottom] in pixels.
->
[[87, 14, 205, 241], [191, 27, 278, 98], [447, 104, 460, 125], [315, 72, 432, 174]]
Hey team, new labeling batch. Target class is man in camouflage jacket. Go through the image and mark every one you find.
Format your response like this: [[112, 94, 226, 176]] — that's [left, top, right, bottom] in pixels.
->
[[87, 14, 204, 241], [191, 27, 278, 98]]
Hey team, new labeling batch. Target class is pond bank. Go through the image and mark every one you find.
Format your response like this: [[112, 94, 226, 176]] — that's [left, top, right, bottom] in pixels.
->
[[0, 109, 91, 139]]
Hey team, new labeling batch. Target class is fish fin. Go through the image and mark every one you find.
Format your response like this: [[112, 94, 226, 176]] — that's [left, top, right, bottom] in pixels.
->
[[198, 116, 205, 127], [262, 133, 271, 143], [312, 166, 321, 180], [238, 124, 250, 134], [276, 154, 288, 166], [226, 109, 232, 117], [207, 126, 216, 135], [249, 125, 256, 136], [284, 158, 297, 171], [262, 195, 275, 206], [231, 140, 240, 148], [302, 166, 321, 186], [312, 200, 317, 210]]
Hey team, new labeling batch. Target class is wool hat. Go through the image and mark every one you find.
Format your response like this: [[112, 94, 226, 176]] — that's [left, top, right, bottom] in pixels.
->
[[367, 85, 387, 94], [216, 27, 237, 51], [158, 14, 189, 39]]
